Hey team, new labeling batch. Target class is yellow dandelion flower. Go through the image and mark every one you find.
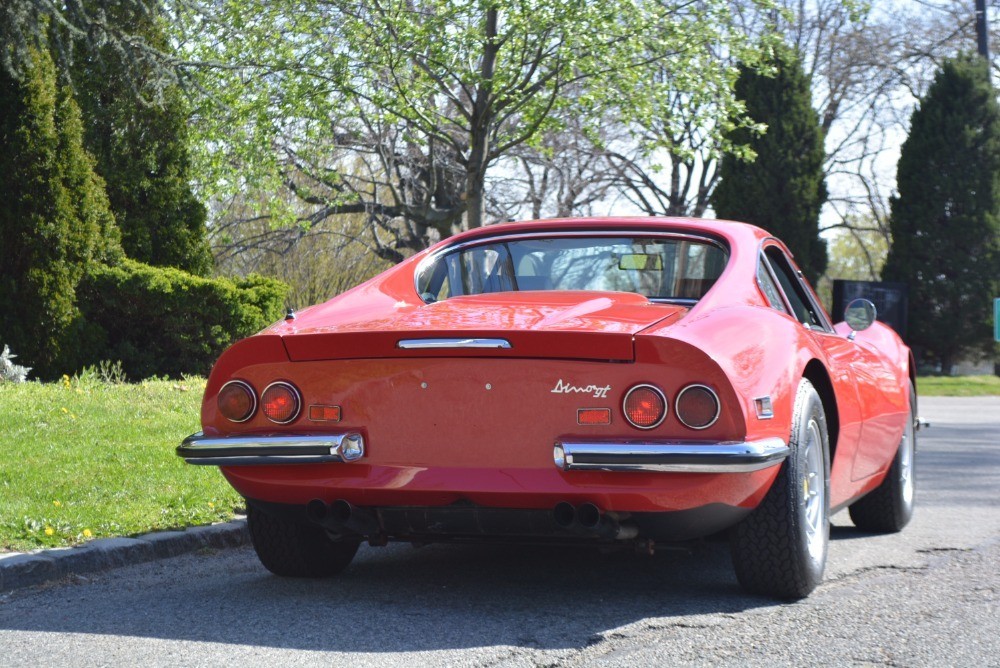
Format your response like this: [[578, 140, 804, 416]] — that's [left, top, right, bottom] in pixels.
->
[[83, 529, 92, 538], [44, 526, 55, 536], [70, 414, 76, 420], [53, 500, 62, 507], [61, 407, 68, 414], [208, 502, 215, 509]]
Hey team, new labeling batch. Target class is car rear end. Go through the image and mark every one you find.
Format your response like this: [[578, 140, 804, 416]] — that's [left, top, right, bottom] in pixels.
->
[[179, 316, 786, 545]]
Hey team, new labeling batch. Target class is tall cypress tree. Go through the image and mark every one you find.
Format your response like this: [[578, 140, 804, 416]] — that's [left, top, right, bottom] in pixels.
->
[[882, 55, 1000, 373], [72, 6, 212, 276], [0, 46, 122, 378], [711, 50, 828, 284]]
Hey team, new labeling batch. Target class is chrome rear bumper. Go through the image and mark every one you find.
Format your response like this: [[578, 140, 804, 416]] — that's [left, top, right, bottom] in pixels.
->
[[553, 438, 789, 473], [178, 432, 786, 473], [177, 431, 364, 466]]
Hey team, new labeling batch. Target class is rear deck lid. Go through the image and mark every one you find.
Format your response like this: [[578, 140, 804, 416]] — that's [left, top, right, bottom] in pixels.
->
[[280, 291, 686, 362]]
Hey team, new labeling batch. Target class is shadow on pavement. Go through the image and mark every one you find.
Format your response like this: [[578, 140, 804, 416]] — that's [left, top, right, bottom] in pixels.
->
[[0, 537, 780, 653]]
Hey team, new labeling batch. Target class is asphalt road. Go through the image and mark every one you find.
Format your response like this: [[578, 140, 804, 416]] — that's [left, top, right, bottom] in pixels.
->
[[1, 396, 998, 667]]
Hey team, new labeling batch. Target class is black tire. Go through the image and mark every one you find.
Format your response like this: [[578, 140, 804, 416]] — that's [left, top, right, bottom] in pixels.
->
[[848, 381, 916, 533], [730, 379, 830, 600], [247, 505, 360, 577]]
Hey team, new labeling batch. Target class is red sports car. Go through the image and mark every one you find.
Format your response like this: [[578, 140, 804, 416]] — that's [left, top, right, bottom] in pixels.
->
[[178, 217, 916, 599]]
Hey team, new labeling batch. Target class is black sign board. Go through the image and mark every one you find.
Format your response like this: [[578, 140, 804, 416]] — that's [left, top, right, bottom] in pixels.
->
[[831, 280, 909, 338]]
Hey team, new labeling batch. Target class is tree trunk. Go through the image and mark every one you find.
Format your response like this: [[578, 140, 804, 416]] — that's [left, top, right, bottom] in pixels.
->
[[465, 167, 485, 229], [463, 8, 498, 230], [940, 353, 954, 376]]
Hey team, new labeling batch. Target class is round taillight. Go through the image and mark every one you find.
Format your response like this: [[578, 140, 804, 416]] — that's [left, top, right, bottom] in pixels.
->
[[676, 384, 721, 430], [623, 384, 667, 429], [261, 381, 302, 424], [218, 380, 256, 423]]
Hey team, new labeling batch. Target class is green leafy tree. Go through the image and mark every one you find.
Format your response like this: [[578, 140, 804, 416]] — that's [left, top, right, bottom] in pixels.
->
[[182, 0, 775, 261], [882, 55, 1000, 374], [0, 46, 122, 378], [711, 49, 828, 284], [73, 6, 211, 275]]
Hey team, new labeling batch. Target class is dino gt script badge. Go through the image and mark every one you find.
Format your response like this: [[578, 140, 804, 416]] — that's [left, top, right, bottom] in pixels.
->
[[550, 379, 612, 399]]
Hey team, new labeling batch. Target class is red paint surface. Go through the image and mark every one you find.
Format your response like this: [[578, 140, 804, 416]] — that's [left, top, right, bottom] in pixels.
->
[[198, 217, 912, 522]]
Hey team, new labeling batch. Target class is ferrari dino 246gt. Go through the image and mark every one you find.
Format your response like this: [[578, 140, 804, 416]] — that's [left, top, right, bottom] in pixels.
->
[[178, 217, 916, 599]]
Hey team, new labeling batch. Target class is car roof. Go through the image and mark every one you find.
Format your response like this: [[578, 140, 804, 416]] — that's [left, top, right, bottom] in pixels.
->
[[429, 217, 775, 253]]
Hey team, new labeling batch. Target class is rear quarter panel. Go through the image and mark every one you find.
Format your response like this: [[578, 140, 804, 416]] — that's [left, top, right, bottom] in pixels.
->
[[640, 302, 884, 509]]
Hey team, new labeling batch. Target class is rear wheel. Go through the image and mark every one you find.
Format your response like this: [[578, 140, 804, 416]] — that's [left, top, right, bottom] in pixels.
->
[[848, 381, 916, 533], [730, 379, 830, 600], [247, 505, 360, 577]]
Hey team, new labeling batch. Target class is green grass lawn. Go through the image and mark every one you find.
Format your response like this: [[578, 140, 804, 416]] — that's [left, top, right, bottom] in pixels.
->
[[0, 375, 241, 553], [917, 375, 1000, 396]]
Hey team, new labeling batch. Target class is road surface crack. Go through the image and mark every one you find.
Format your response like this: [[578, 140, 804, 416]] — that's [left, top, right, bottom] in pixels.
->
[[916, 546, 971, 554]]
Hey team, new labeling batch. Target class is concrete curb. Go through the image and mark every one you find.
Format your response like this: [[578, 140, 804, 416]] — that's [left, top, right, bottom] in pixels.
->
[[0, 517, 249, 593]]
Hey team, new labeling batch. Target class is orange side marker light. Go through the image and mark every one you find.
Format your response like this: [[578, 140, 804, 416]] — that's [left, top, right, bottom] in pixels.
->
[[577, 408, 611, 425], [308, 405, 342, 422]]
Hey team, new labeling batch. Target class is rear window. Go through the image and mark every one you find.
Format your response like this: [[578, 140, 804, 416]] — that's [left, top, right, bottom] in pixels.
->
[[416, 235, 728, 303]]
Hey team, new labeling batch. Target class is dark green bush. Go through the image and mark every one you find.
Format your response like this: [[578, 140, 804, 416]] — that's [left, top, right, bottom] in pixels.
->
[[74, 260, 288, 379], [0, 46, 122, 380]]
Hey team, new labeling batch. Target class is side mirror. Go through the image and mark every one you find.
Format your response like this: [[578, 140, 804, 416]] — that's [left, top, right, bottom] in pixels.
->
[[844, 298, 877, 340]]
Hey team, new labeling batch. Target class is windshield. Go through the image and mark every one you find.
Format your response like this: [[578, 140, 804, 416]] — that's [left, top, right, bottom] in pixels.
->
[[415, 235, 728, 303]]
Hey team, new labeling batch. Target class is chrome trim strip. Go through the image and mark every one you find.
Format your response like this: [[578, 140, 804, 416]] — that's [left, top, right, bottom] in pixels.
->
[[183, 454, 343, 466], [553, 437, 789, 473], [176, 431, 363, 466], [397, 338, 512, 349]]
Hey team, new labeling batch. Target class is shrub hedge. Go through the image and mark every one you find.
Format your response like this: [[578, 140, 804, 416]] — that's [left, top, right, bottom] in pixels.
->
[[73, 259, 288, 379]]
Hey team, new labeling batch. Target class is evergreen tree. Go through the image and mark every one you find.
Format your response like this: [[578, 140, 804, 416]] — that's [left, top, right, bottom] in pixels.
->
[[711, 50, 828, 284], [73, 6, 212, 276], [0, 46, 122, 378], [882, 55, 1000, 373]]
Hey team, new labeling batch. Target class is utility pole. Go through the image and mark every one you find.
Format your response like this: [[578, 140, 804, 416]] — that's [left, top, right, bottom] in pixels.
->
[[976, 0, 989, 59]]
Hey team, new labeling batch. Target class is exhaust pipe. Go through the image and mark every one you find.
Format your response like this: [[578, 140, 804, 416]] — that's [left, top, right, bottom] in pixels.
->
[[564, 502, 640, 540], [553, 502, 576, 528], [333, 499, 379, 535], [330, 499, 354, 525], [307, 499, 379, 535], [307, 499, 328, 522], [577, 502, 601, 529]]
